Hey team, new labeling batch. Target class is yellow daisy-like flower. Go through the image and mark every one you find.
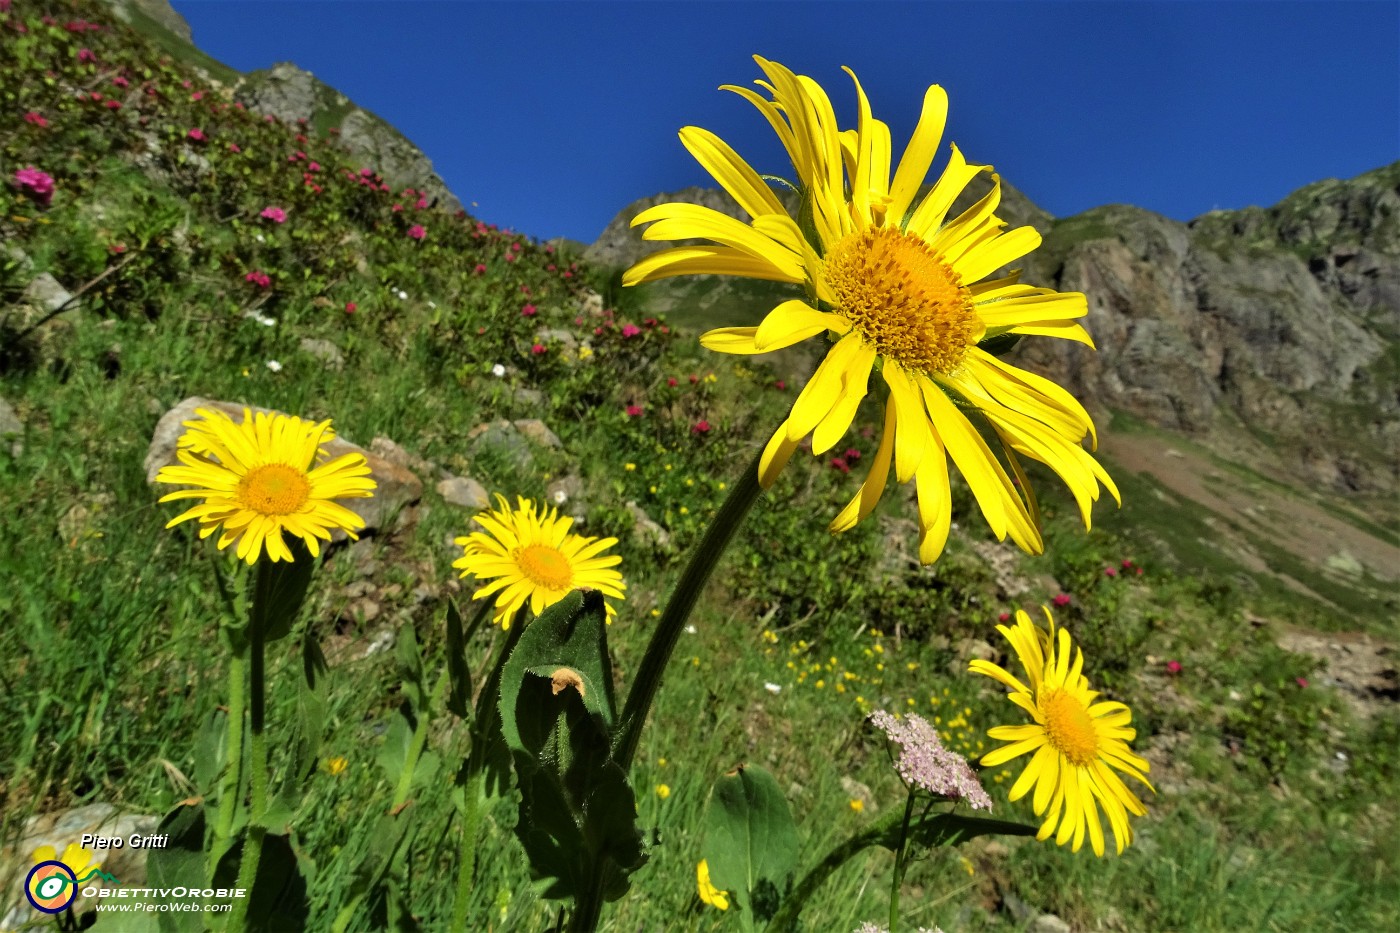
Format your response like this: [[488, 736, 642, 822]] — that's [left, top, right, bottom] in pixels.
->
[[30, 842, 100, 875], [969, 607, 1152, 856], [453, 495, 626, 629], [696, 859, 730, 911], [155, 407, 376, 564], [624, 56, 1117, 563]]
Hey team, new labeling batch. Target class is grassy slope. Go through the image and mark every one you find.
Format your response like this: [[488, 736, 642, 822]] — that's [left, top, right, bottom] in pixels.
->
[[1, 3, 1397, 930]]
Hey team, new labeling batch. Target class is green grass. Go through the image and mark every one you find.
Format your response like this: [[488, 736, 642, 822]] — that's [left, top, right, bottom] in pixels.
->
[[2, 3, 1398, 931]]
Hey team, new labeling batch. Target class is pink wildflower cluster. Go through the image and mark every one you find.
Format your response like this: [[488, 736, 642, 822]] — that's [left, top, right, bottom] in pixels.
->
[[187, 128, 206, 142], [24, 111, 48, 127], [260, 206, 286, 223], [244, 270, 271, 288], [1052, 593, 1072, 607], [520, 304, 537, 318], [406, 224, 426, 240], [14, 166, 55, 207], [869, 711, 992, 809], [691, 420, 711, 435]]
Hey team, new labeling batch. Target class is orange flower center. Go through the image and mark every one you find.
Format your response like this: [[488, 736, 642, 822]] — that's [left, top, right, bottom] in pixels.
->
[[515, 544, 573, 590], [1040, 688, 1100, 766], [237, 463, 311, 515], [822, 225, 978, 376]]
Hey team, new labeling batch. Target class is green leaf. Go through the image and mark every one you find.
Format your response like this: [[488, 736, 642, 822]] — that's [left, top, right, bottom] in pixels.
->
[[396, 624, 425, 712], [146, 803, 208, 933], [445, 598, 486, 719], [702, 764, 799, 927], [496, 590, 647, 902], [250, 545, 317, 644], [891, 811, 1038, 850], [378, 707, 415, 783], [976, 330, 1023, 358], [294, 633, 329, 783], [193, 708, 226, 793], [213, 830, 311, 931]]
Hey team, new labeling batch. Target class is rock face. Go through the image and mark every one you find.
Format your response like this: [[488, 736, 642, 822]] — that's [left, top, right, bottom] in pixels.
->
[[231, 63, 463, 215], [102, 0, 193, 42], [593, 163, 1400, 495], [144, 397, 424, 541], [1013, 163, 1399, 494]]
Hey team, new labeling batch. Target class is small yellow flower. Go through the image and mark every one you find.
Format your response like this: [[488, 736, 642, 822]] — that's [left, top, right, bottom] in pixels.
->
[[624, 462, 636, 471], [323, 756, 348, 776], [717, 482, 727, 490], [697, 860, 729, 911], [679, 506, 690, 515], [651, 608, 661, 618], [685, 478, 694, 487], [848, 798, 864, 813], [656, 783, 671, 800], [649, 485, 658, 494], [577, 345, 594, 360], [658, 757, 667, 767], [960, 855, 975, 876]]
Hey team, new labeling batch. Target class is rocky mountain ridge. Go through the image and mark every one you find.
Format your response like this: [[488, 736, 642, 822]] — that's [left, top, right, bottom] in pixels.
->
[[99, 0, 462, 213], [590, 164, 1400, 498]]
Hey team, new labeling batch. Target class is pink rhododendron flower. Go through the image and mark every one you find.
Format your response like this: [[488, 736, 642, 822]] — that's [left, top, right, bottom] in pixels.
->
[[307, 161, 320, 172], [105, 100, 121, 110], [23, 111, 47, 127], [510, 242, 522, 252], [407, 225, 426, 240], [521, 304, 537, 317], [1166, 660, 1183, 674], [473, 264, 487, 276], [260, 206, 286, 223], [1104, 567, 1118, 577], [190, 91, 203, 101], [14, 166, 55, 207], [187, 128, 206, 142], [1052, 593, 1072, 607], [692, 420, 711, 434], [344, 302, 357, 314], [621, 324, 641, 338], [667, 377, 678, 387], [244, 270, 271, 288], [830, 457, 851, 474], [1122, 558, 1134, 568], [530, 343, 546, 355], [112, 75, 129, 88], [415, 197, 428, 209], [1296, 677, 1309, 688], [77, 48, 96, 63], [391, 204, 404, 212], [625, 404, 643, 417], [843, 447, 862, 461]]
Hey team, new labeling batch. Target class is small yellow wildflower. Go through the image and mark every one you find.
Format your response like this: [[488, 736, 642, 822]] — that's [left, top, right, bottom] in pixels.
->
[[656, 784, 671, 800], [849, 798, 864, 813], [697, 860, 729, 911], [323, 756, 348, 776], [624, 462, 636, 471]]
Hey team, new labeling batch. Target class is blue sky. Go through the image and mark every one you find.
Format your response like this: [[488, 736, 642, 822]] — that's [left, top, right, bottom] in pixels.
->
[[172, 1, 1399, 244]]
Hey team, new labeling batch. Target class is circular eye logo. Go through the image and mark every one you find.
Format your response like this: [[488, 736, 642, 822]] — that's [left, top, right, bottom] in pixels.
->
[[25, 860, 77, 914]]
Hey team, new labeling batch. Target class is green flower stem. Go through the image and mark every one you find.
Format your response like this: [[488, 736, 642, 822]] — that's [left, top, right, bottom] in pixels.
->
[[213, 646, 246, 864], [226, 565, 272, 932], [614, 447, 764, 771], [450, 768, 485, 931], [889, 792, 917, 933], [765, 807, 911, 933], [393, 672, 449, 809]]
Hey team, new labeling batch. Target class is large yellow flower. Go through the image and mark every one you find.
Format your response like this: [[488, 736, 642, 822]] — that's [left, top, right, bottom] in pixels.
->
[[624, 57, 1117, 563], [156, 407, 376, 564], [453, 495, 626, 629], [970, 607, 1152, 856]]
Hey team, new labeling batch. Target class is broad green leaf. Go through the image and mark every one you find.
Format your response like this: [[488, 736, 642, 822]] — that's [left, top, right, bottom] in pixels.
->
[[496, 590, 647, 902], [146, 803, 207, 933], [702, 764, 799, 927], [250, 544, 316, 644], [212, 830, 311, 931], [293, 633, 329, 783]]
